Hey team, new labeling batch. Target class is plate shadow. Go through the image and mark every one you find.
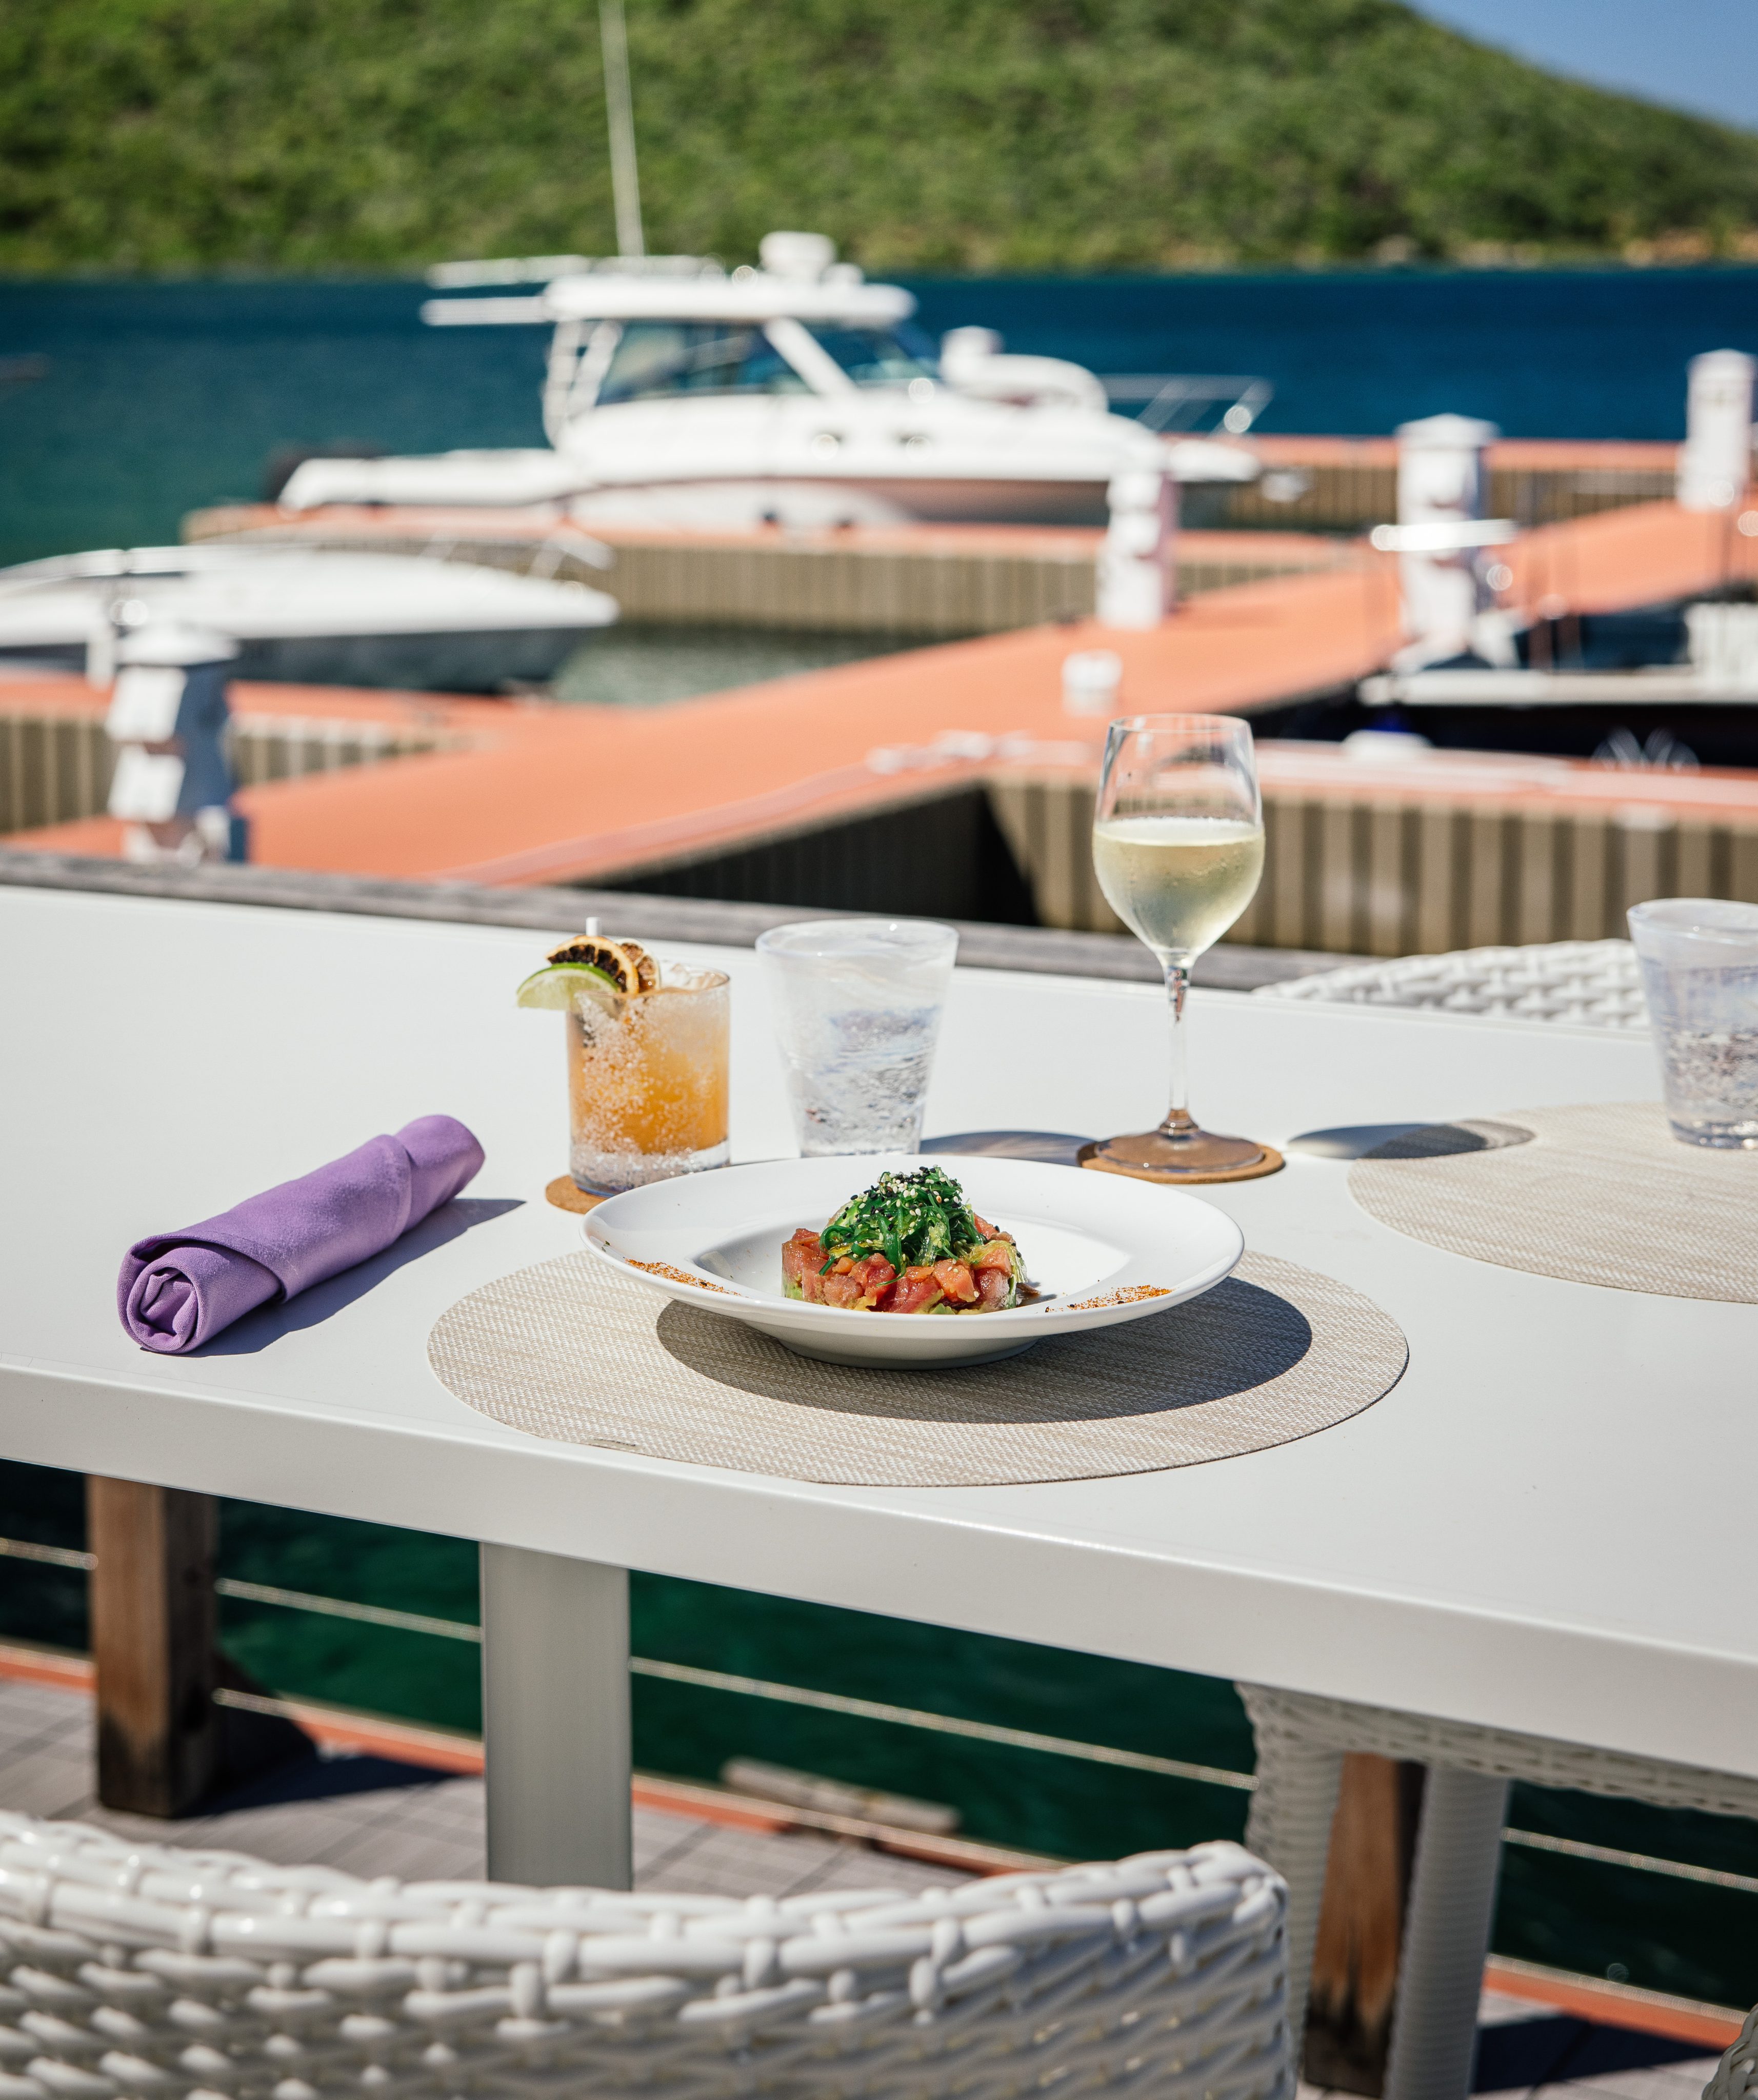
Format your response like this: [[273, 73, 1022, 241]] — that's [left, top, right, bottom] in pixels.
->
[[654, 1274, 1313, 1426]]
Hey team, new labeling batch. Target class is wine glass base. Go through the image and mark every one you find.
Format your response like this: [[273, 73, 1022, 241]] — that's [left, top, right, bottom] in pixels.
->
[[1078, 1131, 1285, 1186]]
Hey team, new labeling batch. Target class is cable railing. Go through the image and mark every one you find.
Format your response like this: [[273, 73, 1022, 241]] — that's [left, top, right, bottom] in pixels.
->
[[1, 1532, 1751, 1901]]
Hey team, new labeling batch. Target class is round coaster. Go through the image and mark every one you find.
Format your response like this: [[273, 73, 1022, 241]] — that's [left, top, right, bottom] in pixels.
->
[[1349, 1101, 1758, 1302], [427, 1249, 1406, 1489], [545, 1175, 603, 1215], [1078, 1142, 1285, 1187]]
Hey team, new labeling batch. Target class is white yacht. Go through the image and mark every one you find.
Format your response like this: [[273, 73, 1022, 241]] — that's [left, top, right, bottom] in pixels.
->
[[0, 542, 618, 692], [277, 233, 1258, 530]]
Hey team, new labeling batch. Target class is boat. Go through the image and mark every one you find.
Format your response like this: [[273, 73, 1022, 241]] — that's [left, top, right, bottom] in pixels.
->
[[274, 233, 1260, 530], [0, 541, 619, 692]]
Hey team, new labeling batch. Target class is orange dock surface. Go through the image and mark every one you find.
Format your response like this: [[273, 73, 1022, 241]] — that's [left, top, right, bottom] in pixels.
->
[[11, 500, 1755, 887]]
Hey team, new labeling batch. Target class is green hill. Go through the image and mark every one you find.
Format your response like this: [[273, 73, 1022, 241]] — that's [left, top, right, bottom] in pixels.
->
[[5, 0, 1758, 273]]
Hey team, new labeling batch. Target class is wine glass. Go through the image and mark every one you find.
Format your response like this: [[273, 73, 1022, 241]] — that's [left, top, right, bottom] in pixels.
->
[[1085, 713, 1268, 1180]]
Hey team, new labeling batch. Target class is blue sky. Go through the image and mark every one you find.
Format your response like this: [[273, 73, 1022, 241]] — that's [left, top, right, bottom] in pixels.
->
[[1409, 1, 1758, 132]]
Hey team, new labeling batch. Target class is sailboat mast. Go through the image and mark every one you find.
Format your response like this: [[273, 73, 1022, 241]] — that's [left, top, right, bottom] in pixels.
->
[[599, 0, 645, 259]]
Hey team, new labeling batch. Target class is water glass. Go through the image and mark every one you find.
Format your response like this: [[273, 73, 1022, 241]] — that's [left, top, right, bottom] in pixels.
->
[[757, 919, 958, 1156], [1628, 899, 1758, 1148]]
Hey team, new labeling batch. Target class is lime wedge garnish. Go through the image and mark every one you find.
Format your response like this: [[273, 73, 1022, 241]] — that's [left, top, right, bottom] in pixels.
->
[[516, 963, 619, 1013]]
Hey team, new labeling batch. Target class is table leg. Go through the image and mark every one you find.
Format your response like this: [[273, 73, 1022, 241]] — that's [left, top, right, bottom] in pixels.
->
[[1243, 1708, 1346, 2054], [1383, 1765, 1510, 2100], [479, 1544, 631, 1890]]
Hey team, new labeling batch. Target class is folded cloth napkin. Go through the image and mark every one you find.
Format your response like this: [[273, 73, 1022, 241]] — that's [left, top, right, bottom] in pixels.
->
[[118, 1115, 485, 1354]]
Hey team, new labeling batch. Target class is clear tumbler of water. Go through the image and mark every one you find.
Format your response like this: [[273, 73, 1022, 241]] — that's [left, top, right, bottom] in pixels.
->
[[1628, 898, 1758, 1148], [757, 919, 958, 1155]]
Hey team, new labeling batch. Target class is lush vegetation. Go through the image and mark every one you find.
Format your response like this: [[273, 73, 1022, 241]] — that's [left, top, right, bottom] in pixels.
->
[[5, 0, 1758, 273]]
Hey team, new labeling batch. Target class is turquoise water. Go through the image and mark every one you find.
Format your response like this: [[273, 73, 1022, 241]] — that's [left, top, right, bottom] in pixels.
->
[[550, 625, 920, 708], [3, 266, 1757, 563]]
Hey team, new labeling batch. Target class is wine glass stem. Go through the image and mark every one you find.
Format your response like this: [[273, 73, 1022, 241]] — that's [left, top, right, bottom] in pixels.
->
[[1158, 954, 1197, 1138]]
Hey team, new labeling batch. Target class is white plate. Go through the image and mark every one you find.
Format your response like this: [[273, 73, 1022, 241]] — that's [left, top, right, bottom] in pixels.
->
[[582, 1154, 1244, 1367]]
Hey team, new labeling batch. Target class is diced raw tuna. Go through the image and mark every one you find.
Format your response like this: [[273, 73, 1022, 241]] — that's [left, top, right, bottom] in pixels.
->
[[849, 1254, 897, 1308], [931, 1259, 979, 1305], [813, 1251, 897, 1309], [782, 1229, 824, 1298], [975, 1265, 1014, 1311], [888, 1266, 946, 1316], [972, 1238, 1015, 1273]]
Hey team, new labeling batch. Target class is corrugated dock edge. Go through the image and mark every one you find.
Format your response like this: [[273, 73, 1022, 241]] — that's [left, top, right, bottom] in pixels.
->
[[0, 849, 1360, 990]]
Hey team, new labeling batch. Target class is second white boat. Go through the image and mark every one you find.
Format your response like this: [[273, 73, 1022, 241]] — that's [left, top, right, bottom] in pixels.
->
[[0, 542, 620, 691]]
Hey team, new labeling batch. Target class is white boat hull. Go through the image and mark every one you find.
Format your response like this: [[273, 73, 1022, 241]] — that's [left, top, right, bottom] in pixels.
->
[[278, 395, 1250, 531], [0, 546, 619, 693], [0, 628, 602, 692]]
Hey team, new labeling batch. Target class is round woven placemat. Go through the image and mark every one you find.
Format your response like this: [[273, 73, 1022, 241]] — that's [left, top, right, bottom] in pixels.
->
[[1350, 1101, 1758, 1303], [427, 1251, 1406, 1488]]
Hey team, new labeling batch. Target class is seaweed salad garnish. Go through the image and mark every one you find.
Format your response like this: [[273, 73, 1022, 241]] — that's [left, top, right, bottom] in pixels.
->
[[819, 1165, 983, 1275]]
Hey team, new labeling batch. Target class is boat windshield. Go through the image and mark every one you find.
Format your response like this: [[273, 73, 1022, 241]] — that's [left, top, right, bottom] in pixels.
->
[[597, 325, 808, 404], [595, 319, 939, 403], [803, 323, 938, 385]]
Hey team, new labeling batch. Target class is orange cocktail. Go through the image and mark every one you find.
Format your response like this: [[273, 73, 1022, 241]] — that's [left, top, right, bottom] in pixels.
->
[[567, 962, 730, 1193]]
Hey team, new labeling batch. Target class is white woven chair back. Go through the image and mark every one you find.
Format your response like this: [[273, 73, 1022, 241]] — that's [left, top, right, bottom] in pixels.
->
[[1241, 1685, 1758, 1820], [1706, 2008, 1758, 2100], [1258, 939, 1645, 1030], [0, 1812, 1289, 2100]]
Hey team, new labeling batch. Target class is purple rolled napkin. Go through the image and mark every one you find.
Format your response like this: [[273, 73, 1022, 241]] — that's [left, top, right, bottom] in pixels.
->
[[118, 1115, 485, 1354]]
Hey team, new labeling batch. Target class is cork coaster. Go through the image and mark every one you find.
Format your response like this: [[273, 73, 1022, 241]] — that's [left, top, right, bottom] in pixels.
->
[[1080, 1143, 1285, 1187], [545, 1175, 603, 1216]]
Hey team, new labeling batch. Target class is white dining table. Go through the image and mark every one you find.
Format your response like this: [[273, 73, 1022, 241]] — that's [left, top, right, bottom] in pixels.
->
[[2, 885, 1750, 1932]]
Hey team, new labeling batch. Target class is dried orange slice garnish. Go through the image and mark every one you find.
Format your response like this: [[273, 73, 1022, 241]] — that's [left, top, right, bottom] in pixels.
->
[[546, 936, 657, 993]]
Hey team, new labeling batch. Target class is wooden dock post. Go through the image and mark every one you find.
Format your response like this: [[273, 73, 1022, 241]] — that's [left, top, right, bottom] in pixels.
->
[[86, 1478, 222, 1815], [1302, 1752, 1427, 2094]]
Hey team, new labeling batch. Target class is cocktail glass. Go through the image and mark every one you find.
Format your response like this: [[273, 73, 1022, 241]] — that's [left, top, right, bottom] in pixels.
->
[[1085, 713, 1267, 1180], [757, 919, 958, 1155], [568, 961, 730, 1193], [1628, 898, 1758, 1147]]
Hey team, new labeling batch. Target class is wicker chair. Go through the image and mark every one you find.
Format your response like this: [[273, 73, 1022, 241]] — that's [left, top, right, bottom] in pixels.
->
[[1256, 938, 1646, 1030], [1707, 2008, 1758, 2100], [1256, 935, 1758, 2100], [1239, 1685, 1758, 2100], [0, 1811, 1290, 2100]]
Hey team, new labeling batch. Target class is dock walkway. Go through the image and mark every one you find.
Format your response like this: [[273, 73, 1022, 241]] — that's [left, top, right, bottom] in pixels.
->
[[8, 500, 1755, 906]]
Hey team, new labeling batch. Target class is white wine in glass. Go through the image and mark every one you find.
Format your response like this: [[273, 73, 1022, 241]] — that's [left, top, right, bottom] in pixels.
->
[[1086, 715, 1268, 1179]]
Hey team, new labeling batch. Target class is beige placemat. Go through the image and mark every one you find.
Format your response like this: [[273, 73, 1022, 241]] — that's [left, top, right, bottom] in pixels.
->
[[1350, 1101, 1758, 1302], [427, 1251, 1407, 1488]]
